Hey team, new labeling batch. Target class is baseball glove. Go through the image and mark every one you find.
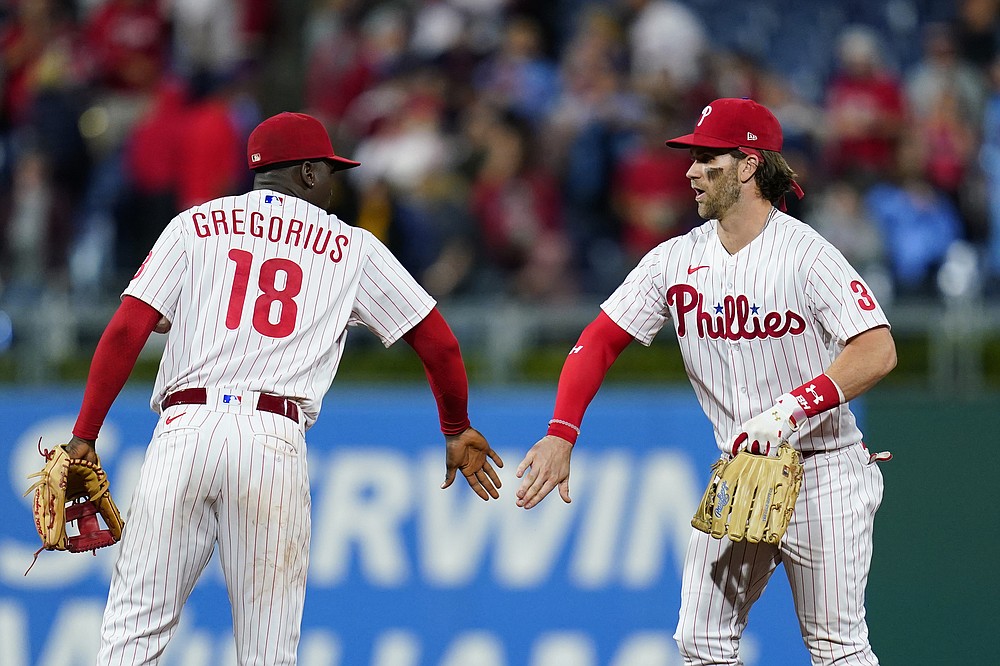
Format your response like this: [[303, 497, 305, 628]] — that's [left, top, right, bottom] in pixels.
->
[[691, 443, 803, 545], [24, 441, 124, 554]]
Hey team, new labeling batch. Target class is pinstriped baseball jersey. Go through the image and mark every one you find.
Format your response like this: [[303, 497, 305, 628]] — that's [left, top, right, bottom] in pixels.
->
[[123, 189, 436, 428], [601, 208, 890, 455], [100, 187, 436, 665]]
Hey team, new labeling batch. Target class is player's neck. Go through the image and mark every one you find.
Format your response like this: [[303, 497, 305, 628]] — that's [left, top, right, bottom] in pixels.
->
[[716, 197, 775, 255], [254, 182, 298, 199]]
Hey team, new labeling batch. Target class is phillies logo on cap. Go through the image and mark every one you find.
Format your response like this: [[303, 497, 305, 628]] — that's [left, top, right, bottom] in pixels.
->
[[664, 98, 784, 152]]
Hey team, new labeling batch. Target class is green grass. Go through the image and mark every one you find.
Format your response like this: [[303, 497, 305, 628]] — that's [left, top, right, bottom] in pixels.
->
[[2, 332, 998, 389]]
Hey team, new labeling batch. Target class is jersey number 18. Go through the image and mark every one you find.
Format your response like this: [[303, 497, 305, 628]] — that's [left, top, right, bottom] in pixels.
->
[[225, 249, 302, 338]]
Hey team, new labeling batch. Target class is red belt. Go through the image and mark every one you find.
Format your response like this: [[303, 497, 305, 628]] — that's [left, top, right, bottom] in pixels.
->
[[162, 388, 300, 424]]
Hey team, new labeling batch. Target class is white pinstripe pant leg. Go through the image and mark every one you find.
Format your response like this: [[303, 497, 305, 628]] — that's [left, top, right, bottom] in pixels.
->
[[781, 444, 883, 666], [216, 412, 311, 666], [98, 410, 224, 665], [674, 528, 782, 665]]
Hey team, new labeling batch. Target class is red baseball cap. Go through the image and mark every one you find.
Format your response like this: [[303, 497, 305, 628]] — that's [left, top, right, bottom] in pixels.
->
[[247, 112, 361, 171], [665, 98, 783, 153]]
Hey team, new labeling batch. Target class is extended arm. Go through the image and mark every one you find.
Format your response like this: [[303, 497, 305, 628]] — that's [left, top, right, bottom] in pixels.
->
[[65, 296, 162, 462], [402, 308, 503, 500], [515, 311, 634, 509]]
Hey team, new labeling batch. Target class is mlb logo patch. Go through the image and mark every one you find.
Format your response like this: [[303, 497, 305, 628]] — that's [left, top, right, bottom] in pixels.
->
[[251, 153, 262, 163], [264, 194, 283, 205], [223, 394, 242, 405]]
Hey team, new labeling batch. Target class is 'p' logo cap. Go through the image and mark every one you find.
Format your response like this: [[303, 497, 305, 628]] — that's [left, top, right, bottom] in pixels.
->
[[665, 98, 783, 152]]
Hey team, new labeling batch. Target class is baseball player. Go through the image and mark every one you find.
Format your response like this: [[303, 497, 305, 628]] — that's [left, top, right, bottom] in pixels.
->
[[61, 111, 504, 665], [515, 98, 896, 665]]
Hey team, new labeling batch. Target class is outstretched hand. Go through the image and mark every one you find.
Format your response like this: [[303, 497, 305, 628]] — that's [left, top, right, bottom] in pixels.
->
[[515, 435, 573, 509], [442, 427, 504, 500]]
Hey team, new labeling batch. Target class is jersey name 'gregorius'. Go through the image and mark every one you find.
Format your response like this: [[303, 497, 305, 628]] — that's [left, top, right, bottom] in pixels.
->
[[189, 204, 350, 264]]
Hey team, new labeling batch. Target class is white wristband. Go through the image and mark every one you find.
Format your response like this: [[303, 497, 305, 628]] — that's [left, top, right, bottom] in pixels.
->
[[548, 419, 581, 436]]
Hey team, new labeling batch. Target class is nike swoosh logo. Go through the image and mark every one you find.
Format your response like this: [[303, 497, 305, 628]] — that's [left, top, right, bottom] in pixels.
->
[[687, 265, 710, 274], [165, 413, 186, 425]]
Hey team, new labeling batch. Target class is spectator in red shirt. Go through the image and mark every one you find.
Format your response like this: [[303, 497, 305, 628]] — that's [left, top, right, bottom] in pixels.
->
[[83, 0, 169, 94], [470, 112, 575, 301], [822, 26, 906, 180], [174, 71, 244, 209], [116, 77, 187, 272], [0, 0, 82, 125], [612, 112, 694, 263]]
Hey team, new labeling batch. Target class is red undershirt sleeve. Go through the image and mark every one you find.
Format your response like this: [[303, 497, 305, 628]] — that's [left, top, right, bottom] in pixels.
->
[[73, 296, 162, 440], [402, 307, 472, 436], [546, 311, 634, 444]]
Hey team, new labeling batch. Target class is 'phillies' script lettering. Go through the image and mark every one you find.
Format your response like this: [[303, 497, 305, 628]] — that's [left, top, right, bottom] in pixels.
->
[[666, 284, 806, 339], [191, 209, 349, 262]]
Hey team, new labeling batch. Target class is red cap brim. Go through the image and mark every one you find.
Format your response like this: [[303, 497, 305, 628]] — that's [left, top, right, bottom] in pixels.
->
[[330, 155, 361, 170], [664, 133, 740, 149]]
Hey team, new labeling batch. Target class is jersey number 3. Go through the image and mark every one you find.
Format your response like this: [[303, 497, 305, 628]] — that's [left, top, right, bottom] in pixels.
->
[[225, 249, 302, 338], [850, 280, 877, 312]]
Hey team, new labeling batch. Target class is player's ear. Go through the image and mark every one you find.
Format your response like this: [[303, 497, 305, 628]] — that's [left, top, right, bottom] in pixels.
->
[[300, 161, 317, 188], [739, 154, 759, 184]]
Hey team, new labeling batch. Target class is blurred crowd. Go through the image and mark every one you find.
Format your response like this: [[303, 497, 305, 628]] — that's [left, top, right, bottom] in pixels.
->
[[2, 0, 1000, 313]]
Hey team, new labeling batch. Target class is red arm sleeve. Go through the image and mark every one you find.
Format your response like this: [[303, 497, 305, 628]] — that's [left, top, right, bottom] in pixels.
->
[[546, 311, 633, 444], [402, 308, 472, 436], [73, 296, 162, 440]]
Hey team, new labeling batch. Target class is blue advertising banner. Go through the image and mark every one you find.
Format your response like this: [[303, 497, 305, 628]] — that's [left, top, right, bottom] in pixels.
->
[[0, 386, 811, 665]]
